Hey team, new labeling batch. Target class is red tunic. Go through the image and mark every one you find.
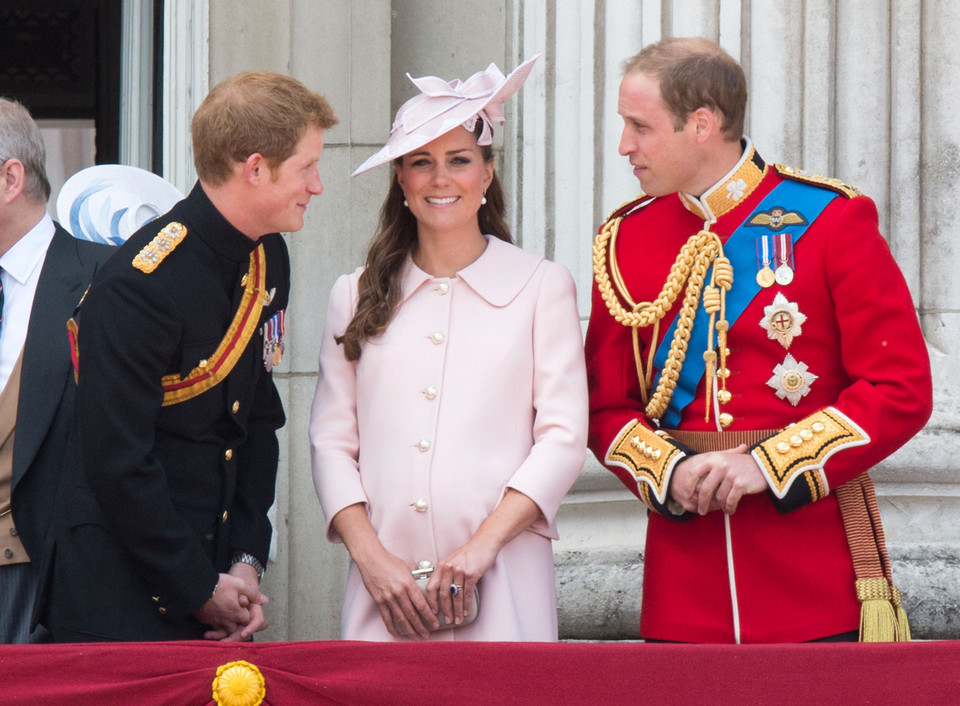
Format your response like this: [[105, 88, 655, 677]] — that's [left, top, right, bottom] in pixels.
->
[[585, 144, 933, 643]]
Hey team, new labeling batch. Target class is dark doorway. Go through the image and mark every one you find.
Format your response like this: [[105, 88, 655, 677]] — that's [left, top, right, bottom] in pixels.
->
[[0, 0, 122, 163]]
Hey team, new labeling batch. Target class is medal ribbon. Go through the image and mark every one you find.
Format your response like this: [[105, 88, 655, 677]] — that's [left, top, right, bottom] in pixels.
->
[[653, 180, 839, 427]]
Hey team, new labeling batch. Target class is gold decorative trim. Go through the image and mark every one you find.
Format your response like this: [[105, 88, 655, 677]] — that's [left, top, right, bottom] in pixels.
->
[[133, 222, 187, 273], [160, 245, 266, 406], [605, 419, 687, 505], [775, 163, 862, 198], [593, 218, 731, 423], [750, 407, 869, 498], [212, 660, 266, 706], [698, 145, 767, 220]]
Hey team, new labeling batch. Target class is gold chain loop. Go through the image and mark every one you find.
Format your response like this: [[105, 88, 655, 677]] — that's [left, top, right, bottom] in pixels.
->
[[594, 218, 728, 421]]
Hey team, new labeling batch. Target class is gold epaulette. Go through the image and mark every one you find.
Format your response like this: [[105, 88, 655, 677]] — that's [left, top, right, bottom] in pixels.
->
[[604, 419, 687, 508], [775, 163, 863, 198], [133, 222, 187, 273], [750, 407, 870, 499]]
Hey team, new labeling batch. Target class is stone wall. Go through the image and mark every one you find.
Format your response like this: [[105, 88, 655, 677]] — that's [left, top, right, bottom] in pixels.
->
[[163, 0, 960, 641]]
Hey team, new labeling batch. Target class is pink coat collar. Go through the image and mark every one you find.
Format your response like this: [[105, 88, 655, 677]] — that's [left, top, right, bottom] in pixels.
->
[[400, 236, 544, 307]]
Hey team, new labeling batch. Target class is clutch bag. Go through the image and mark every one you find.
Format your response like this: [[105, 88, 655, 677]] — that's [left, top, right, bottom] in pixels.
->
[[409, 560, 479, 630]]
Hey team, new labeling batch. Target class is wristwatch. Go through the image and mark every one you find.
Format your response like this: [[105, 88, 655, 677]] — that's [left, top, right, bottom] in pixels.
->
[[230, 551, 265, 582]]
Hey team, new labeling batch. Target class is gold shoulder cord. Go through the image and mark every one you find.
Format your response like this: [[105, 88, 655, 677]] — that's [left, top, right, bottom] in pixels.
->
[[593, 216, 733, 424]]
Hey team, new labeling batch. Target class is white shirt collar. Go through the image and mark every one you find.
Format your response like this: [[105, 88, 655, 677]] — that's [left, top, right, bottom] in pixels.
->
[[0, 212, 55, 285]]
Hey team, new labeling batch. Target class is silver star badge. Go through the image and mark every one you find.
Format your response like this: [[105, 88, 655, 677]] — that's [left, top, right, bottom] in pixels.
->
[[766, 353, 817, 406], [760, 292, 807, 349]]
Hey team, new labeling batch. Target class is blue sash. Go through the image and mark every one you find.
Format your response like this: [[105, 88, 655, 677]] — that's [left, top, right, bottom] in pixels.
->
[[652, 180, 838, 427]]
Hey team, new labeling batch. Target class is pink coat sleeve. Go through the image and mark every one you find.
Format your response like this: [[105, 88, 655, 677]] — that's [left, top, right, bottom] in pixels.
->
[[309, 272, 367, 542], [504, 262, 588, 537]]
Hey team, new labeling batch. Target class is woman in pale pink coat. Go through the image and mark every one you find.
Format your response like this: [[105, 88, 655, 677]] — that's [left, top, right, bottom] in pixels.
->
[[309, 57, 588, 641]]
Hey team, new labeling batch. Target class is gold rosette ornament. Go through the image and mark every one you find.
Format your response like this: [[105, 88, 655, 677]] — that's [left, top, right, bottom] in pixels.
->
[[212, 660, 266, 706]]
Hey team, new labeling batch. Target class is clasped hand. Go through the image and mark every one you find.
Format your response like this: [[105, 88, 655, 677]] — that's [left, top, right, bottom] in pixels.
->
[[195, 563, 269, 641], [669, 443, 768, 516], [356, 540, 492, 640]]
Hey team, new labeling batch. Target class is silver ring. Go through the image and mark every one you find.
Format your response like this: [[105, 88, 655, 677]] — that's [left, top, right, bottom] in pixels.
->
[[450, 583, 462, 596]]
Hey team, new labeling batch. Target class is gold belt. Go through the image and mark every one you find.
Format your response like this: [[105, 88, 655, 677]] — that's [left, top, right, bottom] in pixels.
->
[[664, 428, 777, 453]]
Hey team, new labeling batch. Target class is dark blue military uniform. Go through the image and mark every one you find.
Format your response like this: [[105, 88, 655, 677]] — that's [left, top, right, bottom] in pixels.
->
[[43, 183, 289, 641]]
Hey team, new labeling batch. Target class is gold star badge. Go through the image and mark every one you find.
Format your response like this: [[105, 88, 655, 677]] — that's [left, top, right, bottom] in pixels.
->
[[760, 292, 807, 349], [767, 353, 817, 406]]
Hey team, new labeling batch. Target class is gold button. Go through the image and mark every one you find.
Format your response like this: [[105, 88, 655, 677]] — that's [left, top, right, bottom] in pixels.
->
[[222, 511, 229, 523], [776, 442, 791, 454], [717, 389, 732, 404], [158, 606, 167, 615], [152, 595, 160, 603], [232, 400, 240, 414], [719, 412, 733, 428], [812, 422, 826, 433], [800, 429, 813, 441], [224, 449, 233, 461], [199, 359, 208, 368], [717, 368, 731, 380], [789, 435, 803, 447], [241, 274, 249, 287]]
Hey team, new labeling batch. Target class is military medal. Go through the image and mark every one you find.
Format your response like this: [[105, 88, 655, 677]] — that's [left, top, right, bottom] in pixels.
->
[[756, 235, 775, 288], [766, 353, 817, 406], [760, 292, 807, 349], [774, 233, 794, 285], [262, 309, 285, 372]]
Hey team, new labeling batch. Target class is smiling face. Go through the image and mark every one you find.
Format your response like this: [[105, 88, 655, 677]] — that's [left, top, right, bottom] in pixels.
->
[[395, 127, 494, 240], [617, 71, 702, 197], [256, 124, 326, 234]]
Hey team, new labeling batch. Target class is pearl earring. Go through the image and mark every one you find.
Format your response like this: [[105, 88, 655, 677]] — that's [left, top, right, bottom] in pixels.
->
[[481, 195, 487, 205], [403, 199, 409, 207]]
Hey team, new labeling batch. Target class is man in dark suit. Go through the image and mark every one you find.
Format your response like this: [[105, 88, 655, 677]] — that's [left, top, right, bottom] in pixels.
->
[[0, 98, 114, 643], [43, 71, 337, 641]]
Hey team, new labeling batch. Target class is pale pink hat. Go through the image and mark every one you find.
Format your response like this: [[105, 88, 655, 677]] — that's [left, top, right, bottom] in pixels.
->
[[352, 54, 540, 176]]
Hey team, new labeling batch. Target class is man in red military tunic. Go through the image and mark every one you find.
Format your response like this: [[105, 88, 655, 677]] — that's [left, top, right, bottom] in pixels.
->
[[585, 37, 933, 643]]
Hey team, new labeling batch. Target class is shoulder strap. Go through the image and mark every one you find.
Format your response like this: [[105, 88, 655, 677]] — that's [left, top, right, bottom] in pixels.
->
[[775, 163, 862, 198], [160, 244, 267, 406]]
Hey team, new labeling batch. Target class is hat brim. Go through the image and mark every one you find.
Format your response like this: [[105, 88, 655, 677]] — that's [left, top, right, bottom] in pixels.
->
[[57, 165, 184, 245], [352, 54, 540, 176]]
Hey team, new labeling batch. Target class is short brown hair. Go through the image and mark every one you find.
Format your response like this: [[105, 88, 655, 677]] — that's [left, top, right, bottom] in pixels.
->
[[623, 37, 746, 140], [191, 71, 338, 185]]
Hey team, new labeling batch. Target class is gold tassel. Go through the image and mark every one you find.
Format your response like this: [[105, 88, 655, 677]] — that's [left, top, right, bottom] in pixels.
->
[[859, 599, 899, 642], [856, 578, 900, 642], [892, 584, 911, 641]]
